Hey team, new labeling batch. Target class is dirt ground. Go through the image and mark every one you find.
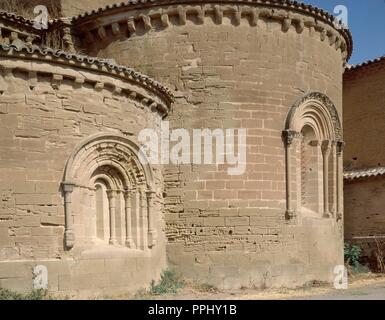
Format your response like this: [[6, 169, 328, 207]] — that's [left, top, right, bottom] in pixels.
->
[[80, 273, 385, 300]]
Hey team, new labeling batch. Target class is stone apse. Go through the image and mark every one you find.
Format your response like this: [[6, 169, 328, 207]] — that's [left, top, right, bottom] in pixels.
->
[[0, 0, 351, 293]]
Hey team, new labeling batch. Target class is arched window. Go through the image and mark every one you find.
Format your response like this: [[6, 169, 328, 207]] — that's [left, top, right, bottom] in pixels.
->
[[283, 92, 344, 221], [62, 133, 157, 250]]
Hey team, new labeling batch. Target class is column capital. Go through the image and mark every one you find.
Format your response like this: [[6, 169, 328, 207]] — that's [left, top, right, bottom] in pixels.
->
[[124, 189, 133, 199], [336, 140, 345, 154], [139, 186, 148, 196], [285, 210, 296, 221], [321, 140, 332, 155], [106, 189, 117, 199], [62, 181, 76, 193], [282, 130, 299, 147]]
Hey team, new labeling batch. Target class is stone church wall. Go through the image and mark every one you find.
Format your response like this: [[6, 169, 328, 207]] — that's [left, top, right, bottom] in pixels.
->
[[75, 1, 349, 289], [0, 51, 169, 294]]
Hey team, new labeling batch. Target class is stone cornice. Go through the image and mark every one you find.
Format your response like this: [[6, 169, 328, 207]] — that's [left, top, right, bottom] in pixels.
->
[[70, 0, 353, 61], [0, 43, 173, 116]]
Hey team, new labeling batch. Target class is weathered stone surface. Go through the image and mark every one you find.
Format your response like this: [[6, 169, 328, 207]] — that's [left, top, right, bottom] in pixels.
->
[[0, 0, 351, 294], [91, 2, 345, 289]]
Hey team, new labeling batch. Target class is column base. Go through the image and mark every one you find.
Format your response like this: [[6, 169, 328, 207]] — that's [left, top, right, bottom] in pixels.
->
[[285, 210, 296, 221], [65, 230, 75, 249], [109, 238, 117, 245], [125, 239, 136, 249], [148, 230, 157, 248]]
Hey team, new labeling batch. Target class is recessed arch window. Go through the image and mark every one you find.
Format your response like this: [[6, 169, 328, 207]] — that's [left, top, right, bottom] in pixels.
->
[[283, 92, 344, 221], [62, 133, 157, 250]]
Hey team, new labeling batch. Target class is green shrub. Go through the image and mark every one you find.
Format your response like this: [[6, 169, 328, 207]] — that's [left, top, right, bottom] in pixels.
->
[[149, 270, 185, 295], [344, 243, 362, 268]]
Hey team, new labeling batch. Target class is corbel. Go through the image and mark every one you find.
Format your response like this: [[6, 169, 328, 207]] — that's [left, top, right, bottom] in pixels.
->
[[177, 6, 187, 25]]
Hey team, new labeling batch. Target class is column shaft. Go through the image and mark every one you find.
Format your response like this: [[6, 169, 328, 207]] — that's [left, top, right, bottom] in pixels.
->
[[322, 141, 331, 218], [124, 190, 135, 248], [107, 190, 117, 245], [63, 182, 75, 249]]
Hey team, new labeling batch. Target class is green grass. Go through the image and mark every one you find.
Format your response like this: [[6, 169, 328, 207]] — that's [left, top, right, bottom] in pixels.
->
[[349, 290, 369, 296], [0, 288, 49, 300], [0, 288, 68, 300], [192, 282, 219, 293]]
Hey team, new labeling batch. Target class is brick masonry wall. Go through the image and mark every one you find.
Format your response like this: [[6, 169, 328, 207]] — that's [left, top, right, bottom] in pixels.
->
[[344, 177, 385, 261], [345, 177, 385, 239], [343, 64, 385, 262], [0, 58, 167, 293], [344, 65, 385, 170], [93, 9, 345, 289]]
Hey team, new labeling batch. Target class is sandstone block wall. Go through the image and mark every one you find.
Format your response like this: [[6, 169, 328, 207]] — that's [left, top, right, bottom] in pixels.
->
[[77, 2, 348, 289], [0, 54, 168, 294]]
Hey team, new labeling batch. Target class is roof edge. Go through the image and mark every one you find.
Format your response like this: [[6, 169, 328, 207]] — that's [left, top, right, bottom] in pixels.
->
[[344, 166, 385, 181], [0, 43, 174, 109], [345, 55, 385, 75]]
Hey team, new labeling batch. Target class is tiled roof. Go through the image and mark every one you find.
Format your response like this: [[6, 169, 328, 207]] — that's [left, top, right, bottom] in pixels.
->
[[344, 167, 385, 181], [345, 55, 385, 73], [0, 10, 35, 27], [0, 43, 174, 102]]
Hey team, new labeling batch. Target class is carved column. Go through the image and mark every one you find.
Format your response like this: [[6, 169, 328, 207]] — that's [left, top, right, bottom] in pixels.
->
[[134, 188, 141, 249], [124, 190, 135, 248], [322, 141, 331, 218], [283, 130, 296, 220], [140, 188, 148, 250], [336, 141, 345, 221], [146, 190, 157, 248], [107, 190, 117, 245], [62, 182, 76, 249], [331, 141, 338, 216]]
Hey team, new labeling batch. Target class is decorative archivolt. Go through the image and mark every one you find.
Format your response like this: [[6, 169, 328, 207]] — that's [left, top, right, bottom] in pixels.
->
[[63, 133, 154, 190], [62, 133, 156, 249], [284, 92, 342, 143]]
